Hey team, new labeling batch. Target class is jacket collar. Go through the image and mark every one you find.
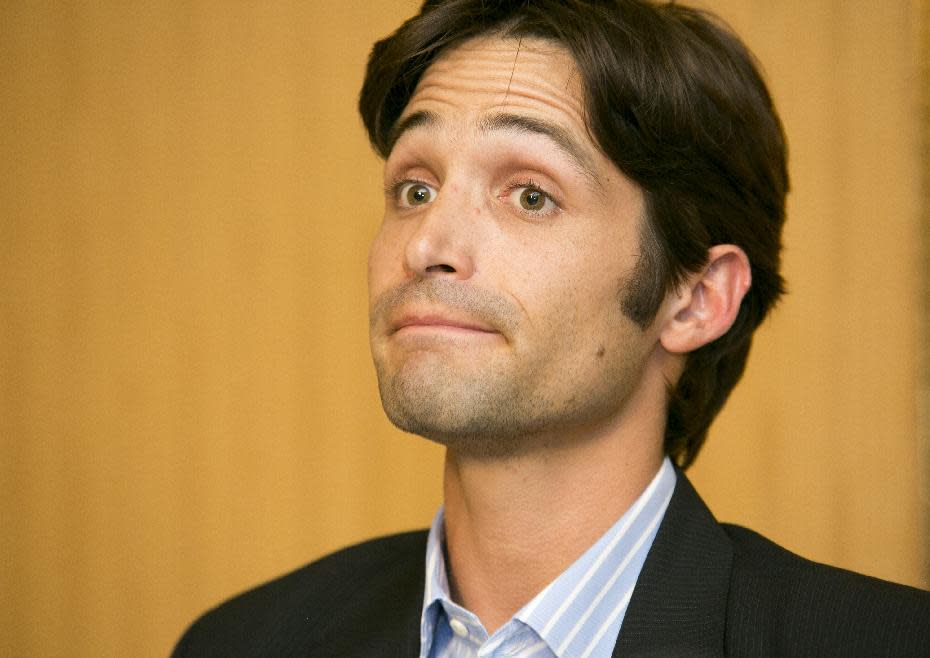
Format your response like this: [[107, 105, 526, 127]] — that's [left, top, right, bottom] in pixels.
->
[[612, 469, 733, 656]]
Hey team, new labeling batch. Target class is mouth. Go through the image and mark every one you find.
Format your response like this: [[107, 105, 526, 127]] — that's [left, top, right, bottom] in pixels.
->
[[391, 313, 499, 336]]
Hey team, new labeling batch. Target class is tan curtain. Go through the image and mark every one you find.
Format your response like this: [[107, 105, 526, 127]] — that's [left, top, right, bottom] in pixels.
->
[[1, 1, 926, 655]]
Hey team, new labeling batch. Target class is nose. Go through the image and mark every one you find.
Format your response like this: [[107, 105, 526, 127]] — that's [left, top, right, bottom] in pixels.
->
[[403, 189, 476, 280]]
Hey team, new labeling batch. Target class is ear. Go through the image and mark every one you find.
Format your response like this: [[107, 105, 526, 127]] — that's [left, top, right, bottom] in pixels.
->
[[658, 244, 751, 354]]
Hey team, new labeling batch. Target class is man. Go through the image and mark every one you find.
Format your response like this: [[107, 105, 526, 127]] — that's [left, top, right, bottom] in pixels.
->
[[173, 1, 930, 656]]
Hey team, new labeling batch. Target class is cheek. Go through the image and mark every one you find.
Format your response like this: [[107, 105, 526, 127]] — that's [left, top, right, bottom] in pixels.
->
[[368, 223, 405, 297], [520, 235, 615, 306], [518, 256, 626, 355], [513, 268, 593, 344]]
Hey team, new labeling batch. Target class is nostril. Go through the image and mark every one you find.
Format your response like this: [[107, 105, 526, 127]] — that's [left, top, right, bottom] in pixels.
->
[[425, 264, 456, 273]]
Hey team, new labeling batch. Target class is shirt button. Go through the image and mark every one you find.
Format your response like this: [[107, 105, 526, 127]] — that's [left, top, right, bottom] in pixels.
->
[[449, 618, 469, 638]]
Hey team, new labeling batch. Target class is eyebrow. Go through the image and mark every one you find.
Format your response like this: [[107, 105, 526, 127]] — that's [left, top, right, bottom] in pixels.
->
[[387, 110, 441, 153], [388, 110, 602, 188], [478, 113, 599, 184]]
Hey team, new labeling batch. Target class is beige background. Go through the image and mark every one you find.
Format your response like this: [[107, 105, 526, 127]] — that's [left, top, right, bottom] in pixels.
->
[[2, 1, 928, 656]]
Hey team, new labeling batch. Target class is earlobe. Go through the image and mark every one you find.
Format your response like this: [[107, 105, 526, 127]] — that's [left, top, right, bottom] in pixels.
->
[[659, 245, 751, 354]]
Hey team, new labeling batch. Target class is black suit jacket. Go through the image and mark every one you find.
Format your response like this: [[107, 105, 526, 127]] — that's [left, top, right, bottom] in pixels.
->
[[173, 473, 930, 657]]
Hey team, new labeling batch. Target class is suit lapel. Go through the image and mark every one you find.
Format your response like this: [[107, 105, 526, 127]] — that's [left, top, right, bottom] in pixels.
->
[[612, 471, 733, 656], [317, 532, 427, 658]]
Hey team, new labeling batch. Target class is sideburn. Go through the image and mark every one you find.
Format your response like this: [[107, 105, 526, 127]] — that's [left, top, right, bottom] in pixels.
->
[[619, 213, 668, 329]]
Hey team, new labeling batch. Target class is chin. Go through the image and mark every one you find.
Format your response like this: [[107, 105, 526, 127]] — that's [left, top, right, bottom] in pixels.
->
[[375, 371, 566, 460], [388, 413, 536, 460], [380, 363, 500, 429]]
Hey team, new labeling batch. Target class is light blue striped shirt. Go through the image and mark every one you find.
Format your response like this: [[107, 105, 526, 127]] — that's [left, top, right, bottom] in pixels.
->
[[419, 457, 676, 658]]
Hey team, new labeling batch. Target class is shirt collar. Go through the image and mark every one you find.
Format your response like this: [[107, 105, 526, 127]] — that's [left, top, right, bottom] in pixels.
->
[[420, 457, 677, 657]]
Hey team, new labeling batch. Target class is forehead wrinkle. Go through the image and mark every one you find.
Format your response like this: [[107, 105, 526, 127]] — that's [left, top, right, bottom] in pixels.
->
[[477, 112, 602, 189]]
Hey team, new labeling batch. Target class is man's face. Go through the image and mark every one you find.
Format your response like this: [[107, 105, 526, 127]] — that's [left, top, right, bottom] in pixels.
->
[[368, 36, 661, 458]]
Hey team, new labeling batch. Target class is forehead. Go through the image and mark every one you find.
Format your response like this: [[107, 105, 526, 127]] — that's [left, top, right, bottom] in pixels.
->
[[400, 35, 589, 143], [392, 36, 623, 191]]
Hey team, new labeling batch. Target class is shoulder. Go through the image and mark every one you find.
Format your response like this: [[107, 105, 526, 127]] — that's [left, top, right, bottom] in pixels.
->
[[172, 530, 428, 658], [722, 523, 930, 656]]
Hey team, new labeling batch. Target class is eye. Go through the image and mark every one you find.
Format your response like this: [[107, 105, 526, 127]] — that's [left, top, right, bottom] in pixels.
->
[[507, 185, 558, 216], [396, 181, 437, 208], [519, 188, 546, 211]]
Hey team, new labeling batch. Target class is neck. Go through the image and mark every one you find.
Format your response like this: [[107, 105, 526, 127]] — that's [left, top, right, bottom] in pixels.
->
[[441, 414, 664, 634]]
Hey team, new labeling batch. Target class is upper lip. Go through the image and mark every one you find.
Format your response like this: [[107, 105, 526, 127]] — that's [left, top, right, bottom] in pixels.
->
[[391, 311, 497, 334]]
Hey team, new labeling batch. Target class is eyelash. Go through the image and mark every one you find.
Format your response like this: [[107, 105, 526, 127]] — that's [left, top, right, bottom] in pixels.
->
[[385, 176, 562, 216], [504, 179, 561, 217], [385, 176, 432, 203]]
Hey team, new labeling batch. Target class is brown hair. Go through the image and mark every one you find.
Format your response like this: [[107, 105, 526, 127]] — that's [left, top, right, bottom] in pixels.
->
[[359, 0, 788, 468]]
